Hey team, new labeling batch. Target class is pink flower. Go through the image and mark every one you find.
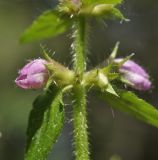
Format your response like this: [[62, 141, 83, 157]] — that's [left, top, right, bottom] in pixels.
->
[[15, 59, 49, 89], [115, 59, 151, 91]]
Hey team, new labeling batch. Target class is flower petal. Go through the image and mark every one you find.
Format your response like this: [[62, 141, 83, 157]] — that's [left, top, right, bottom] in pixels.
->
[[123, 71, 151, 91], [115, 59, 149, 78], [19, 59, 47, 75], [27, 73, 49, 89]]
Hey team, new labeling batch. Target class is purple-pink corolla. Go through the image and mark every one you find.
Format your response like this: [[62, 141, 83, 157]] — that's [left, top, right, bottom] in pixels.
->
[[15, 59, 49, 89], [115, 59, 151, 91]]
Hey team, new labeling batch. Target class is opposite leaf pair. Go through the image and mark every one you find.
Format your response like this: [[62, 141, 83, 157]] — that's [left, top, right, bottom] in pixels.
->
[[21, 0, 126, 43]]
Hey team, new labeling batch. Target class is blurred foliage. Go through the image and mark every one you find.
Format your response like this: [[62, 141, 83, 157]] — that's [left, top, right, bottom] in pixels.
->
[[0, 0, 158, 160]]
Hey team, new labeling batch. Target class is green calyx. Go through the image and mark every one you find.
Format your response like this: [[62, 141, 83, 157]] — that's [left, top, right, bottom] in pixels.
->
[[45, 57, 119, 91], [58, 0, 125, 20], [89, 4, 114, 16], [46, 60, 75, 86], [83, 69, 109, 89], [43, 42, 135, 91]]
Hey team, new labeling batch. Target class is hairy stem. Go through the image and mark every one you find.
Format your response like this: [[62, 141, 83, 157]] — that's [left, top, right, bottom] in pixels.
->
[[73, 17, 87, 75], [72, 85, 89, 160], [72, 17, 90, 160]]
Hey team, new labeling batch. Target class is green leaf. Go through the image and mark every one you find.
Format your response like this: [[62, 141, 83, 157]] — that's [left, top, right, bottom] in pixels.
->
[[21, 10, 72, 43], [25, 85, 65, 160], [83, 0, 123, 5], [99, 90, 158, 128]]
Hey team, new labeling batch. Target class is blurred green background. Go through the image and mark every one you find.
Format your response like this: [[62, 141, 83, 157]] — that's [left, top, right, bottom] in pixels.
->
[[0, 0, 158, 159]]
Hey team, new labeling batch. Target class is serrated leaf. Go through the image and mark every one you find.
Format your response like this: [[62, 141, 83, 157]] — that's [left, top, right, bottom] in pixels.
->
[[99, 90, 158, 128], [84, 0, 123, 5], [25, 85, 65, 160], [21, 10, 72, 43]]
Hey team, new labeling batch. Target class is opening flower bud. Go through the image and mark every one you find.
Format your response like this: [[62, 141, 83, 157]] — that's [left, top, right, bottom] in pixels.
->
[[15, 59, 49, 89], [115, 59, 151, 91]]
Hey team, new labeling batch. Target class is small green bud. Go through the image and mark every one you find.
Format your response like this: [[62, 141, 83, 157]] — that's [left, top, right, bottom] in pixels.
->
[[79, 4, 115, 16], [92, 4, 114, 16], [83, 69, 108, 89], [82, 69, 98, 87]]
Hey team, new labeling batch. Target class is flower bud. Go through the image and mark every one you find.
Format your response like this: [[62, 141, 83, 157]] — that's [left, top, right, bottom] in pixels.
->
[[83, 69, 108, 89], [91, 4, 113, 16], [15, 59, 49, 89], [115, 59, 151, 91], [79, 4, 113, 16]]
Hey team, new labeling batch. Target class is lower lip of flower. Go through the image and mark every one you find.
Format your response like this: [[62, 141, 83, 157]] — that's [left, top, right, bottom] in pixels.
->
[[15, 73, 48, 89]]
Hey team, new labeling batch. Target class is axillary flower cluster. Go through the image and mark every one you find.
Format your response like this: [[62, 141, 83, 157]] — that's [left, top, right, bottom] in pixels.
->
[[15, 47, 151, 91], [15, 0, 151, 91]]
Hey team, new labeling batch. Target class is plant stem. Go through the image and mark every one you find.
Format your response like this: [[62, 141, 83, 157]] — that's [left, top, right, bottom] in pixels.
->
[[73, 17, 87, 75], [72, 85, 89, 160], [72, 17, 90, 160]]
